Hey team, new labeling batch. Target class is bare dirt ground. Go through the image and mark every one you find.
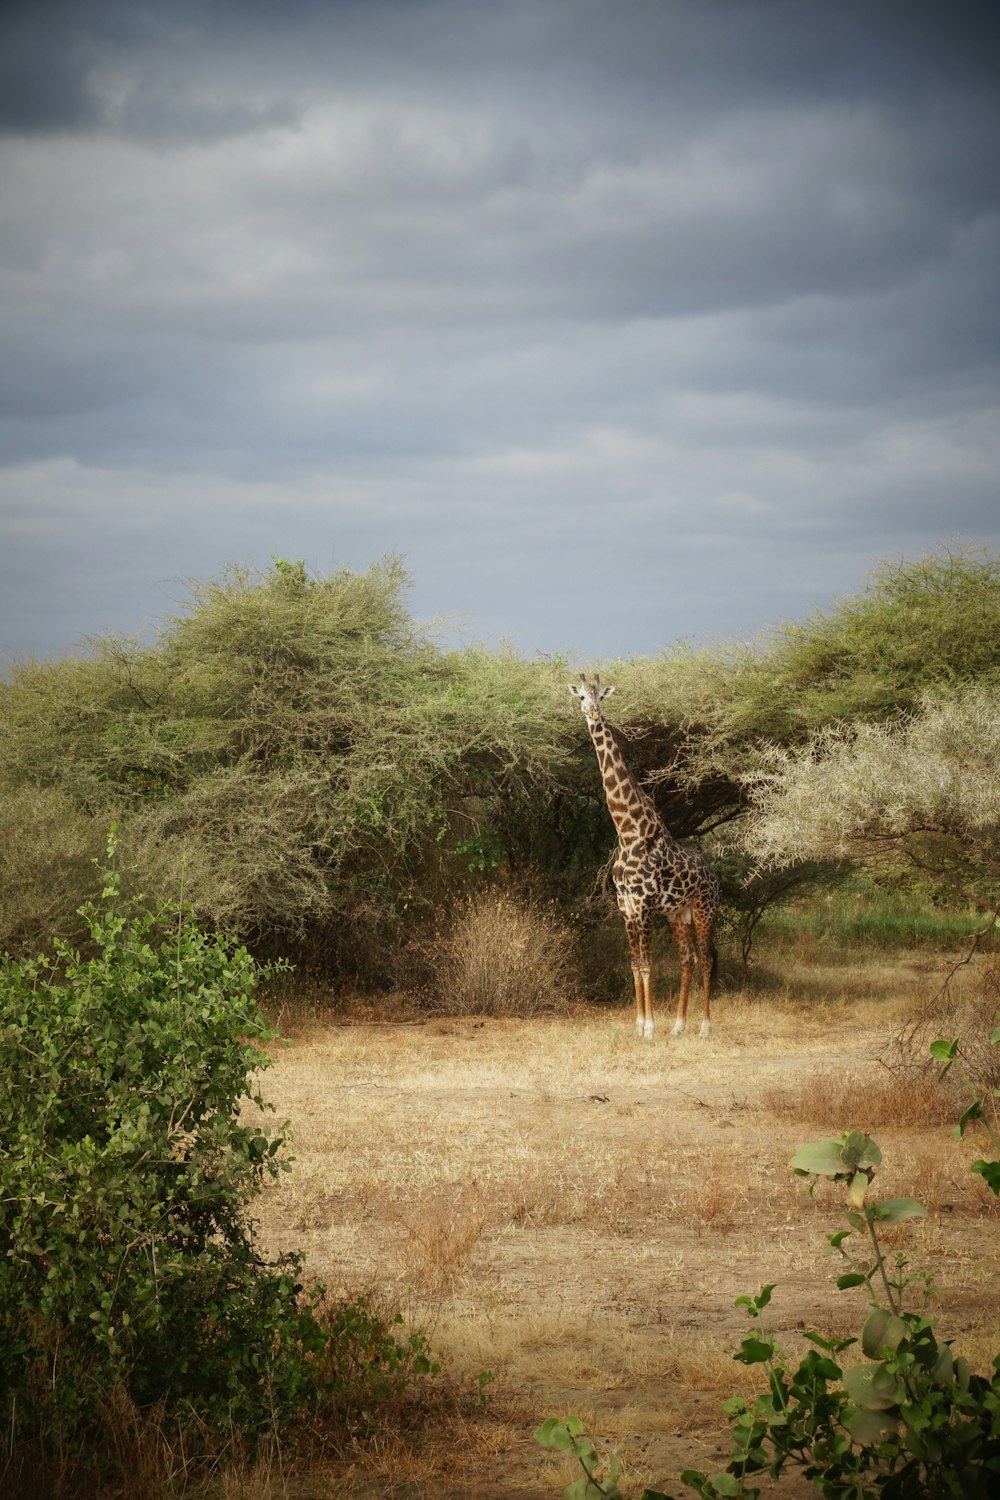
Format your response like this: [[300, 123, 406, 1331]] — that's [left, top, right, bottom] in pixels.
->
[[251, 959, 1000, 1499]]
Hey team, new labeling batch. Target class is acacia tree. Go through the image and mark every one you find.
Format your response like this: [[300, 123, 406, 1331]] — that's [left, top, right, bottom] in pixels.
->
[[740, 686, 1000, 905], [0, 557, 577, 973], [2, 544, 998, 976]]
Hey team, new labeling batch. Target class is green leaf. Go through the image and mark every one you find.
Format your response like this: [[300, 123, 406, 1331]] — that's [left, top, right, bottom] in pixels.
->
[[790, 1139, 851, 1176], [701, 1477, 742, 1498], [971, 1158, 1000, 1194], [535, 1417, 575, 1452], [931, 1343, 954, 1382], [929, 1038, 958, 1063], [803, 1329, 855, 1356], [862, 1309, 908, 1358], [955, 1100, 984, 1137], [871, 1197, 927, 1224], [563, 1479, 608, 1500], [842, 1363, 901, 1410], [836, 1273, 868, 1290], [790, 1133, 881, 1180], [572, 1438, 599, 1469], [844, 1404, 898, 1444], [734, 1334, 774, 1366], [840, 1131, 882, 1171]]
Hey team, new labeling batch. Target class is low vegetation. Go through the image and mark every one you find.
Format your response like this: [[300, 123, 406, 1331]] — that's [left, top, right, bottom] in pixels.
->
[[1, 540, 998, 1494], [0, 842, 438, 1496], [428, 890, 578, 1016], [540, 1110, 1000, 1499], [1, 544, 997, 980], [241, 935, 998, 1497]]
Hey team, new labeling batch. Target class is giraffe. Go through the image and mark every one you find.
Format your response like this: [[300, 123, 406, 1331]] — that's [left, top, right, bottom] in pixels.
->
[[570, 674, 720, 1040]]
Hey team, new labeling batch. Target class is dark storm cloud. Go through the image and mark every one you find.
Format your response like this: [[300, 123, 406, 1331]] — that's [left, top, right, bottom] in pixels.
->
[[1, 0, 998, 665], [0, 4, 104, 132]]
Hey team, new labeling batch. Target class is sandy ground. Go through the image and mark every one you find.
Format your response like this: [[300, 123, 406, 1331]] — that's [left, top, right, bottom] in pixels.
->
[[250, 976, 1000, 1498]]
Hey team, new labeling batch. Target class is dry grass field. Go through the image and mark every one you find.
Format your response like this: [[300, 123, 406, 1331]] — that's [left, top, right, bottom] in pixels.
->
[[247, 951, 1000, 1499]]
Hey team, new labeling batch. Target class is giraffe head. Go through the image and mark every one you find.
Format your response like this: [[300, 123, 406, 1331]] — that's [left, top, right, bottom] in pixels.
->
[[569, 673, 615, 724]]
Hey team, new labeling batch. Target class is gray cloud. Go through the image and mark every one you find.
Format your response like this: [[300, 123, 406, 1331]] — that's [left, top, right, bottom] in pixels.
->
[[1, 0, 998, 667]]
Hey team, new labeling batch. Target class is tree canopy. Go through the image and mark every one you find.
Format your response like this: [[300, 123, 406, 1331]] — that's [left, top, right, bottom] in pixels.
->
[[740, 686, 1000, 903], [1, 543, 996, 972]]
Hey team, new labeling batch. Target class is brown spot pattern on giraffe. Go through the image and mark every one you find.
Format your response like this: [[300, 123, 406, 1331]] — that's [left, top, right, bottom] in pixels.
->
[[570, 673, 720, 1038], [613, 840, 721, 919]]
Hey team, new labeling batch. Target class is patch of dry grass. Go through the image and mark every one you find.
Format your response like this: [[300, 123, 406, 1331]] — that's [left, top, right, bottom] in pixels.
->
[[243, 953, 1000, 1496], [760, 1064, 952, 1129]]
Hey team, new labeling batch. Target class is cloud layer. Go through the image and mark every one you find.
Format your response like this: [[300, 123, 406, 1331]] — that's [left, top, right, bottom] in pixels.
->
[[2, 0, 999, 663]]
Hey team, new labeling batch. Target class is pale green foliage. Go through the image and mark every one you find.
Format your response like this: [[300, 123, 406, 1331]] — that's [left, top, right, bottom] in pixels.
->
[[0, 779, 104, 953], [574, 547, 1000, 858], [740, 687, 1000, 898], [0, 558, 577, 967], [2, 544, 998, 968]]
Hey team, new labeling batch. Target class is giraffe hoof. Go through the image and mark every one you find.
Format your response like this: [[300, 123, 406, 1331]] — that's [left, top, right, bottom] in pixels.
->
[[635, 1017, 645, 1038], [699, 1019, 712, 1039], [643, 1019, 654, 1041], [671, 1018, 685, 1036]]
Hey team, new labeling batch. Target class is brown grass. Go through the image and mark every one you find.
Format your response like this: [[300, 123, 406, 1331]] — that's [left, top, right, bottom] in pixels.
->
[[759, 1064, 953, 1129], [231, 952, 1000, 1497]]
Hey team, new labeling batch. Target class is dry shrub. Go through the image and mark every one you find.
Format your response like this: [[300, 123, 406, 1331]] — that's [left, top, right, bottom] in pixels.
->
[[880, 960, 1000, 1118], [761, 962, 1000, 1132], [429, 891, 577, 1017], [761, 1065, 953, 1130], [945, 962, 1000, 1096]]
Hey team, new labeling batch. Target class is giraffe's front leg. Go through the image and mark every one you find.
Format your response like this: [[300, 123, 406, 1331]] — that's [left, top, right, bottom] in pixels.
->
[[632, 967, 645, 1038], [624, 914, 654, 1039]]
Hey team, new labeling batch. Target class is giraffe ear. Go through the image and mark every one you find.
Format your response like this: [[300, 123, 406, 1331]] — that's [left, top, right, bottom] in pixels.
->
[[599, 685, 615, 701], [569, 684, 584, 698]]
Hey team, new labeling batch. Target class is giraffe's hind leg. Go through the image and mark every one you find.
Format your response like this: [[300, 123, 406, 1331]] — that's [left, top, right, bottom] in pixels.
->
[[667, 913, 697, 1036], [692, 904, 718, 1038]]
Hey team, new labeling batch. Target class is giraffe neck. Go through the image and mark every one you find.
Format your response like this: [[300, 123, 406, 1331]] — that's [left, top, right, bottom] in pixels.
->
[[587, 715, 667, 848]]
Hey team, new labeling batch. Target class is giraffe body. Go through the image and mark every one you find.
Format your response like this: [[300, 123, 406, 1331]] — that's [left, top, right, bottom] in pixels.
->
[[571, 675, 720, 1039]]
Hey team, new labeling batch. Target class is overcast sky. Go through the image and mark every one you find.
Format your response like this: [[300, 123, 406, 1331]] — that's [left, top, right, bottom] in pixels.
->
[[2, 0, 998, 669]]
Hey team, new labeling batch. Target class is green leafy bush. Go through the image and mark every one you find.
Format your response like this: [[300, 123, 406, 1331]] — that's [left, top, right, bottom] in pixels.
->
[[673, 1127, 1000, 1500], [0, 559, 578, 975], [0, 838, 326, 1468]]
